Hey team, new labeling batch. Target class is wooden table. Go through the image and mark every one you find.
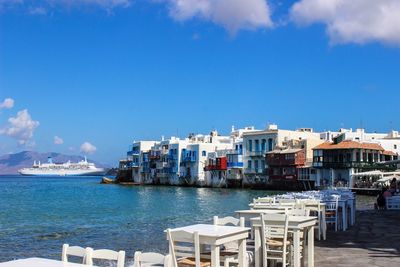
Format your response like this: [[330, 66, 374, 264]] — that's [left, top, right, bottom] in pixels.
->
[[251, 216, 317, 267], [167, 224, 250, 267], [0, 258, 92, 267]]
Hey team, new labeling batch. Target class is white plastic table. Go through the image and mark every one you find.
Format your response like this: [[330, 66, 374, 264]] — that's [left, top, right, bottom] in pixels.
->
[[0, 258, 93, 267], [167, 224, 250, 267], [251, 216, 317, 267]]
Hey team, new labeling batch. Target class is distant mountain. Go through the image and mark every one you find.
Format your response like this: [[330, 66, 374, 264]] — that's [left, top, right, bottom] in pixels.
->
[[0, 151, 110, 175]]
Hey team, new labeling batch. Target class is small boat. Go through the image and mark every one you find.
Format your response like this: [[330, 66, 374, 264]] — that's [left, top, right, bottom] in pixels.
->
[[101, 177, 114, 184]]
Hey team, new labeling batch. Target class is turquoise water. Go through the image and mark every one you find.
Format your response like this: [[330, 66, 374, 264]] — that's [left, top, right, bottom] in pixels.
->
[[0, 176, 285, 264]]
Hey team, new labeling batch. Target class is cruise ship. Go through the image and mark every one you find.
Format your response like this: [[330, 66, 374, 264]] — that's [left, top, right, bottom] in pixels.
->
[[18, 157, 106, 176]]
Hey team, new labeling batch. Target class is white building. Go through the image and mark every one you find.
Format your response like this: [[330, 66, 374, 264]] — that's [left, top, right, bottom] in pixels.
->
[[128, 141, 158, 184], [242, 124, 323, 186], [179, 130, 233, 186]]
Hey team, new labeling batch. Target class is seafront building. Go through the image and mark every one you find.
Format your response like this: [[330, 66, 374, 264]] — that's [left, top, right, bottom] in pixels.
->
[[118, 125, 400, 189], [241, 125, 325, 186]]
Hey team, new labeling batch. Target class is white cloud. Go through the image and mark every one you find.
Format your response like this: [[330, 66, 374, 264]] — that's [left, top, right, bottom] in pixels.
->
[[0, 109, 40, 145], [0, 0, 22, 9], [0, 0, 131, 12], [0, 98, 14, 109], [53, 0, 131, 9], [165, 0, 273, 34], [290, 0, 400, 46], [28, 7, 47, 15], [80, 142, 97, 154], [54, 135, 64, 145]]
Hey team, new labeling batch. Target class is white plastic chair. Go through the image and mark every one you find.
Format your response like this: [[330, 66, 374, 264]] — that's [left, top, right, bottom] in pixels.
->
[[134, 251, 171, 267], [86, 248, 125, 267], [61, 244, 91, 264], [167, 229, 211, 267], [261, 213, 290, 267]]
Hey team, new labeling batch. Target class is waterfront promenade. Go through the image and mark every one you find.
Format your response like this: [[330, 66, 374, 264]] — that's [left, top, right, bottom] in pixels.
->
[[315, 210, 400, 267]]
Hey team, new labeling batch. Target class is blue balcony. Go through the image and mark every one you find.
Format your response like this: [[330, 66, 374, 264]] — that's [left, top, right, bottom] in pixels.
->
[[227, 162, 244, 168], [181, 150, 197, 162], [127, 150, 140, 156], [131, 162, 139, 168]]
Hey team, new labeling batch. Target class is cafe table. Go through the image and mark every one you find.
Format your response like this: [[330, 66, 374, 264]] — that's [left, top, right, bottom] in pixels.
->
[[166, 224, 250, 267], [0, 258, 93, 267], [251, 216, 317, 267], [235, 209, 287, 222]]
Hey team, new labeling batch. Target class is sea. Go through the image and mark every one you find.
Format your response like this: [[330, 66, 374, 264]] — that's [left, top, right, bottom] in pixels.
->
[[0, 175, 375, 264]]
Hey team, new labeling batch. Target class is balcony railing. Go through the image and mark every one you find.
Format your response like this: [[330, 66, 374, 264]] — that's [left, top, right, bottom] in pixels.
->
[[182, 156, 196, 163], [246, 151, 266, 157], [127, 151, 140, 156], [156, 162, 168, 169], [129, 162, 139, 168], [312, 161, 396, 169], [244, 168, 266, 174], [226, 149, 243, 155], [226, 173, 242, 180], [204, 165, 227, 171], [227, 162, 244, 168]]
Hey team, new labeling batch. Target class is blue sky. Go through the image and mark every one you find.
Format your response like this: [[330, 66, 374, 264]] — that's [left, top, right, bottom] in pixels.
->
[[1, 0, 400, 165]]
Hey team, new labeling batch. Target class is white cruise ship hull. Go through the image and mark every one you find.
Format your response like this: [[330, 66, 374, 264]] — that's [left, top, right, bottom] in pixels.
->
[[19, 169, 106, 176]]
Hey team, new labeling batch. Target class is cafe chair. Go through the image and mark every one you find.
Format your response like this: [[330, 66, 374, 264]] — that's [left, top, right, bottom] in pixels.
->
[[61, 244, 91, 264], [167, 229, 211, 267]]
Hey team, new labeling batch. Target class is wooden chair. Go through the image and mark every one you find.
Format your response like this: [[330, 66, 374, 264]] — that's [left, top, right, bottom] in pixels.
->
[[134, 251, 171, 267], [261, 213, 291, 267], [167, 229, 211, 267], [86, 248, 125, 267], [287, 208, 310, 217], [253, 197, 275, 204], [212, 216, 251, 267], [61, 244, 91, 264], [325, 199, 339, 232]]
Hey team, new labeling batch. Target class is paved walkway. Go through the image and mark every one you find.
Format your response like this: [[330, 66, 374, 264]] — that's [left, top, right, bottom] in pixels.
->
[[314, 210, 400, 267]]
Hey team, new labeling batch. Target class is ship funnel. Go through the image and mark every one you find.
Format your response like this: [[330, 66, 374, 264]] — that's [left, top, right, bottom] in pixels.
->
[[48, 157, 53, 164]]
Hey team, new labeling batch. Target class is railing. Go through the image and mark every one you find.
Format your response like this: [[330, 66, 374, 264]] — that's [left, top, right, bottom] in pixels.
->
[[127, 151, 140, 156], [204, 165, 227, 171], [226, 149, 243, 155], [244, 168, 266, 174], [182, 156, 196, 163], [246, 151, 266, 157], [130, 162, 139, 168], [313, 161, 397, 170], [227, 162, 244, 168], [156, 162, 168, 169], [226, 173, 242, 180], [156, 172, 170, 178]]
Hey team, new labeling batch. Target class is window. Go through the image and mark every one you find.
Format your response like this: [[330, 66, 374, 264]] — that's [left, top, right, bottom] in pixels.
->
[[248, 140, 253, 152], [255, 140, 260, 152], [268, 138, 273, 151], [254, 160, 259, 170], [285, 154, 295, 160], [261, 139, 266, 151], [248, 160, 252, 169], [395, 145, 398, 149], [202, 151, 206, 157]]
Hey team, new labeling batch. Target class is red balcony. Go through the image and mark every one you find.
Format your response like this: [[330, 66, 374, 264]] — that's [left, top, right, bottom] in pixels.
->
[[266, 149, 306, 167], [204, 157, 227, 171]]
